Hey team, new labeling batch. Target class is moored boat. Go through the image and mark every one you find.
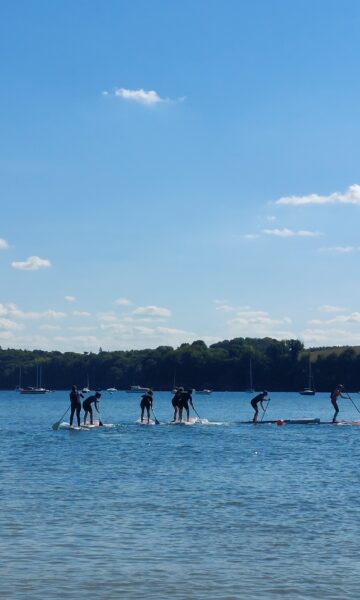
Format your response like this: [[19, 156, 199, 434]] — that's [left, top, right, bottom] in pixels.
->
[[126, 385, 149, 394]]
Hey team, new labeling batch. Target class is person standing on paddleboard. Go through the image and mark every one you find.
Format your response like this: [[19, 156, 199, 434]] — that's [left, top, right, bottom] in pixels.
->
[[178, 388, 195, 422], [330, 384, 347, 423], [69, 385, 84, 428], [140, 389, 153, 423], [83, 392, 101, 425], [251, 390, 268, 423], [171, 387, 182, 422]]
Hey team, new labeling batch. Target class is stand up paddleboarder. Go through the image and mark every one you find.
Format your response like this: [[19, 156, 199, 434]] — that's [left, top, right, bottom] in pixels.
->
[[140, 389, 153, 424], [251, 390, 268, 423], [69, 385, 84, 428], [83, 392, 101, 425], [330, 384, 347, 423]]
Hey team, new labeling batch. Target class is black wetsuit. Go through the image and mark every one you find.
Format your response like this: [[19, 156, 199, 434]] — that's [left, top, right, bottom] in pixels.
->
[[171, 391, 182, 420], [251, 393, 267, 423], [82, 395, 100, 424], [70, 390, 83, 427], [140, 393, 153, 422], [179, 390, 194, 421]]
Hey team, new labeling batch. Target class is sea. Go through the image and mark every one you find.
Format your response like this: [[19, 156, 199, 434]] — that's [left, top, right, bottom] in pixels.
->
[[1, 390, 360, 600]]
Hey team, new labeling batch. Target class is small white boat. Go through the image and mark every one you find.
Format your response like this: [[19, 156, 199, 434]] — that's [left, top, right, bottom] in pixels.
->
[[195, 389, 212, 395], [299, 388, 315, 396], [20, 386, 48, 395], [126, 385, 149, 394], [106, 387, 117, 392], [82, 387, 91, 394]]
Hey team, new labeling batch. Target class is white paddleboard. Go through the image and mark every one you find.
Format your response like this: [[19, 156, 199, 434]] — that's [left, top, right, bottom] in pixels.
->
[[171, 416, 198, 425], [136, 418, 156, 426]]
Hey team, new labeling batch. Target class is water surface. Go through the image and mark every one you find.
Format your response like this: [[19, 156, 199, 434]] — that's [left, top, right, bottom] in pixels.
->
[[1, 391, 360, 599]]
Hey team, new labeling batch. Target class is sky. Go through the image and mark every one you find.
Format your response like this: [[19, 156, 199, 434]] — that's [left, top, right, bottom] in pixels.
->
[[1, 0, 360, 352]]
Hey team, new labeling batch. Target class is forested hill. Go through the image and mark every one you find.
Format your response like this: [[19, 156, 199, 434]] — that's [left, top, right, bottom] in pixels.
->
[[1, 337, 360, 392]]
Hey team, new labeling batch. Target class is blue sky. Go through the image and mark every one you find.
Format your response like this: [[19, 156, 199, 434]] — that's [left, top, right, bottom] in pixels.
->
[[1, 0, 360, 352]]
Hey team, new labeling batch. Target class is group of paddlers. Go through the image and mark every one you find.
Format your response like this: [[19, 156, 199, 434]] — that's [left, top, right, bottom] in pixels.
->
[[140, 387, 195, 423], [68, 383, 350, 427]]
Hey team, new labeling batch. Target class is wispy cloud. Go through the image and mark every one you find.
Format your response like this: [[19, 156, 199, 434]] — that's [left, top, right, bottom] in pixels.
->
[[65, 295, 76, 302], [11, 256, 51, 271], [263, 228, 322, 238], [244, 234, 260, 240], [115, 297, 132, 306], [72, 310, 91, 317], [0, 238, 9, 250], [0, 318, 24, 331], [133, 305, 171, 318], [318, 246, 360, 253], [276, 184, 360, 206], [0, 303, 66, 320], [318, 305, 345, 314]]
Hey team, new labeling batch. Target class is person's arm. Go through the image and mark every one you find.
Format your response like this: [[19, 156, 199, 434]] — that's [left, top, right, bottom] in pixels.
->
[[260, 401, 265, 411], [95, 399, 100, 413]]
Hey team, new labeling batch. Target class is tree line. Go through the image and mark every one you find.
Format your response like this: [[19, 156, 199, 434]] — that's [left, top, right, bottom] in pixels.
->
[[0, 337, 359, 391]]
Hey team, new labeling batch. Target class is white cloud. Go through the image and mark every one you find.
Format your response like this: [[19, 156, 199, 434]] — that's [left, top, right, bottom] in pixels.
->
[[276, 184, 360, 206], [114, 88, 166, 105], [244, 234, 260, 240], [133, 305, 171, 318], [328, 312, 360, 324], [318, 305, 345, 313], [0, 331, 14, 340], [263, 228, 322, 238], [0, 318, 24, 331], [318, 246, 360, 253], [0, 238, 9, 249], [40, 325, 61, 331], [0, 303, 66, 320], [72, 311, 91, 317], [115, 297, 132, 306], [65, 295, 76, 302], [300, 327, 360, 345], [54, 335, 98, 346], [68, 326, 98, 332], [11, 256, 51, 271]]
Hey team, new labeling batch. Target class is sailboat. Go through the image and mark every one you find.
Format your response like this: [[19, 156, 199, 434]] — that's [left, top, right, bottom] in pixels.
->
[[20, 365, 50, 394], [299, 358, 315, 396], [82, 375, 91, 394], [245, 358, 255, 393]]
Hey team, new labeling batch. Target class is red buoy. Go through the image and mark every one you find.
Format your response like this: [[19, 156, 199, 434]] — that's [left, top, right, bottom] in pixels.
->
[[276, 419, 285, 426]]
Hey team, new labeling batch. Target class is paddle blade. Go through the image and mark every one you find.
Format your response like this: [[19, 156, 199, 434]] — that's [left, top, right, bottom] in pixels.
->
[[52, 421, 61, 431]]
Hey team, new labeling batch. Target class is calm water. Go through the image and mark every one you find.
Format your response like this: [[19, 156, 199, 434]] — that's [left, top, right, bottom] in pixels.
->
[[1, 390, 360, 599]]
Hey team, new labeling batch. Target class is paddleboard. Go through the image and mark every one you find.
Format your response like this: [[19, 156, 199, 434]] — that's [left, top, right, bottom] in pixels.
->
[[136, 418, 156, 426], [238, 418, 320, 425], [171, 416, 198, 425], [321, 420, 360, 426]]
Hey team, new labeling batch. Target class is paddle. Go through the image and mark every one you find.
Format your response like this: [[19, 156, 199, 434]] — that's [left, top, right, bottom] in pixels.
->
[[191, 403, 203, 422], [260, 399, 271, 422], [344, 393, 360, 416], [151, 407, 160, 425], [52, 406, 70, 431]]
